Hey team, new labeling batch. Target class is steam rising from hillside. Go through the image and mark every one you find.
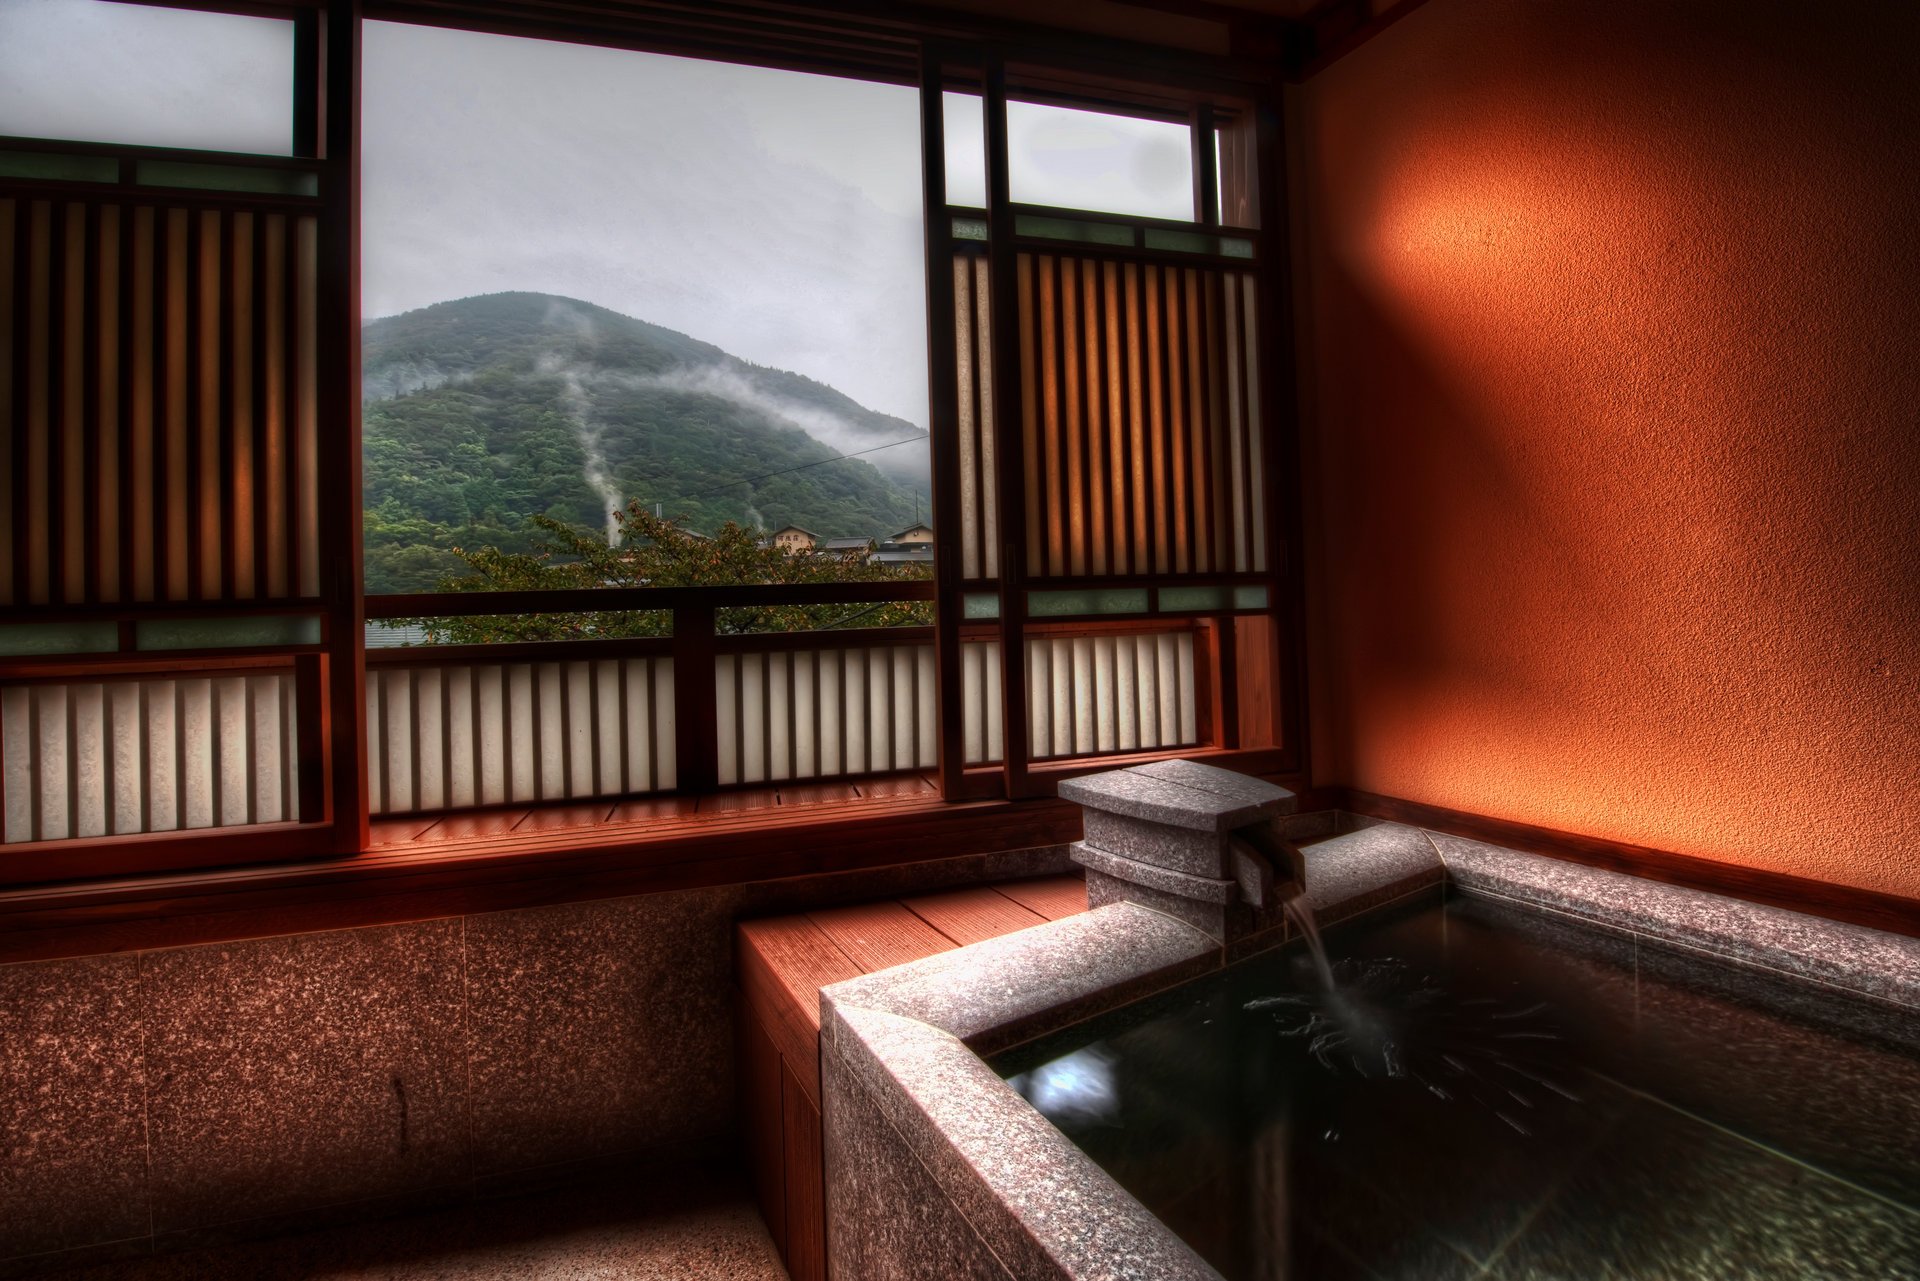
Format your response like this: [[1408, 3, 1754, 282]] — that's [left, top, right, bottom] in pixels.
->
[[541, 302, 624, 544], [638, 365, 928, 487]]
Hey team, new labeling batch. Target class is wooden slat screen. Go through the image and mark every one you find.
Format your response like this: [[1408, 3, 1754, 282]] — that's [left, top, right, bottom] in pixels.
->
[[960, 638, 1003, 766], [366, 657, 675, 815], [1, 194, 321, 607], [953, 252, 999, 581], [1, 671, 301, 842], [1016, 251, 1265, 579], [717, 645, 938, 786], [1026, 630, 1197, 761]]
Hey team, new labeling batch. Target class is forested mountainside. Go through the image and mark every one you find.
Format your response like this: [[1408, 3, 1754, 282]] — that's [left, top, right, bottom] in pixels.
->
[[361, 292, 930, 592]]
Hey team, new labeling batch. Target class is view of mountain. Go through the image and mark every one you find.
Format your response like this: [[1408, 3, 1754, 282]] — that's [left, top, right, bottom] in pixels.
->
[[361, 292, 932, 593]]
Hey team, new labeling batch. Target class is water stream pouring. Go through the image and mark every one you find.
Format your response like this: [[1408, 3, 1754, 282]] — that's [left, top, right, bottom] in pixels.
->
[[1057, 762, 1580, 1137]]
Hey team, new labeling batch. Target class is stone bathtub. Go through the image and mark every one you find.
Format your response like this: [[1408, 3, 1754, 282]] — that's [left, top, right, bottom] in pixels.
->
[[818, 766, 1920, 1280]]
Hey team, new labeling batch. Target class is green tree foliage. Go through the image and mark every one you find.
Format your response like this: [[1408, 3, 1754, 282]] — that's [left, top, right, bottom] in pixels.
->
[[402, 502, 931, 645], [361, 293, 932, 592]]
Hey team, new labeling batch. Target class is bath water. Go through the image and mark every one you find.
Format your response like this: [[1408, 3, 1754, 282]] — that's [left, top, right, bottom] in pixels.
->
[[995, 890, 1920, 1280]]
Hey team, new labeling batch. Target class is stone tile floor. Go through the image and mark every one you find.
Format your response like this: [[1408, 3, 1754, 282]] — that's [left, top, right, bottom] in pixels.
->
[[35, 1166, 788, 1281]]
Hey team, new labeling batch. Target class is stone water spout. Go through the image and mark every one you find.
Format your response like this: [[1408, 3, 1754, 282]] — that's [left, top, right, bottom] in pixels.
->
[[1059, 759, 1303, 947]]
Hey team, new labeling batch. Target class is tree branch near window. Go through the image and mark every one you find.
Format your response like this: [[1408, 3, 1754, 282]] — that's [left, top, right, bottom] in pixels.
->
[[396, 502, 932, 643]]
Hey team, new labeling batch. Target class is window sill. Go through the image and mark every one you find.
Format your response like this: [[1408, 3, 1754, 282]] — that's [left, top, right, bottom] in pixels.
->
[[0, 749, 1303, 963], [0, 790, 1068, 964]]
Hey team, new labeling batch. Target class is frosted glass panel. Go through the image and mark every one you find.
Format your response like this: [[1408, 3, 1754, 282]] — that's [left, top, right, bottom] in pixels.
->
[[1014, 214, 1133, 246], [1158, 586, 1228, 612], [944, 91, 987, 208], [0, 150, 117, 182], [1029, 588, 1149, 617], [137, 614, 320, 650], [0, 622, 117, 656], [0, 0, 295, 156], [1009, 101, 1193, 222], [136, 161, 317, 197]]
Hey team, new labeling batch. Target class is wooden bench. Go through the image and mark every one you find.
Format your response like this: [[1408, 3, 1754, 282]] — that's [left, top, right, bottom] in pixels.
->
[[735, 873, 1088, 1281]]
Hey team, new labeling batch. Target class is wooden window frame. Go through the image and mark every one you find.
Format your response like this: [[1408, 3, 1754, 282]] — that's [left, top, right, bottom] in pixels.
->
[[0, 0, 1308, 914]]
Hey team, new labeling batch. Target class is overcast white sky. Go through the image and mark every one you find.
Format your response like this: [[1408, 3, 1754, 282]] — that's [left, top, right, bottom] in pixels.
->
[[3, 0, 1196, 430]]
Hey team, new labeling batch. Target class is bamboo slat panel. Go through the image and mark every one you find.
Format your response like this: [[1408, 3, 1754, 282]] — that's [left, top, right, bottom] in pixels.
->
[[953, 252, 999, 580], [1016, 251, 1265, 579], [365, 657, 675, 815], [1, 195, 320, 607], [1, 671, 300, 842], [717, 644, 938, 786], [1026, 630, 1196, 761]]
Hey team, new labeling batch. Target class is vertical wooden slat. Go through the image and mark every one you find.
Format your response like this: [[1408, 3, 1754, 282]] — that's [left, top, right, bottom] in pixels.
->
[[974, 255, 998, 581], [129, 205, 155, 602], [206, 209, 232, 601], [1206, 269, 1232, 573], [1184, 267, 1212, 572], [1121, 263, 1144, 572], [953, 254, 979, 581], [1061, 256, 1085, 577], [97, 203, 122, 603], [163, 207, 189, 601], [186, 207, 209, 598], [0, 198, 16, 607], [248, 210, 271, 596], [264, 213, 289, 598], [26, 200, 52, 605], [1018, 253, 1040, 580], [808, 649, 822, 783], [1081, 255, 1106, 576], [1136, 263, 1167, 572], [759, 652, 774, 785], [230, 211, 256, 598], [59, 201, 88, 603], [784, 651, 799, 783], [79, 201, 103, 604], [1039, 254, 1064, 576], [1228, 276, 1259, 572], [295, 213, 320, 599], [1105, 261, 1128, 576], [0, 197, 14, 610], [1242, 274, 1268, 574], [1162, 263, 1189, 573]]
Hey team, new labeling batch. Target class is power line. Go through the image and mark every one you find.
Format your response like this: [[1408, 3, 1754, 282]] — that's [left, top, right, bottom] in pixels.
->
[[638, 435, 926, 510]]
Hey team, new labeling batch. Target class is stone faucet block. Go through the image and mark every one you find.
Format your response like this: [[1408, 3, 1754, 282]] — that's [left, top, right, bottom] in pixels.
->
[[1059, 759, 1303, 944]]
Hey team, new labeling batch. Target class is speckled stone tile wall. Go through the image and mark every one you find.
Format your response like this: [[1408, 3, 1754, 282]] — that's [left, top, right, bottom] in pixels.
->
[[0, 953, 149, 1267], [464, 886, 742, 1179], [141, 920, 471, 1239], [0, 843, 1077, 1276]]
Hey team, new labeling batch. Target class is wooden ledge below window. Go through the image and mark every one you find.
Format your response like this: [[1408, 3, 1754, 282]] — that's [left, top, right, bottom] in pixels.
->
[[0, 779, 1114, 964]]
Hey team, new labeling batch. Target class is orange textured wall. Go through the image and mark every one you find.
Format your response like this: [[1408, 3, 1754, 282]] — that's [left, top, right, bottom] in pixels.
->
[[1291, 0, 1920, 897]]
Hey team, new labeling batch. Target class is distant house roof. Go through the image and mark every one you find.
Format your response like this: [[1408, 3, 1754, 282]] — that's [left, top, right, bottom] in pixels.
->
[[890, 524, 935, 544], [872, 547, 934, 565], [770, 525, 819, 539], [820, 536, 873, 551]]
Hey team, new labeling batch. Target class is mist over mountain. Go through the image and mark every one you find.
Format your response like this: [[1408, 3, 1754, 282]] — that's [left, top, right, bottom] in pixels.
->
[[361, 292, 932, 592]]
